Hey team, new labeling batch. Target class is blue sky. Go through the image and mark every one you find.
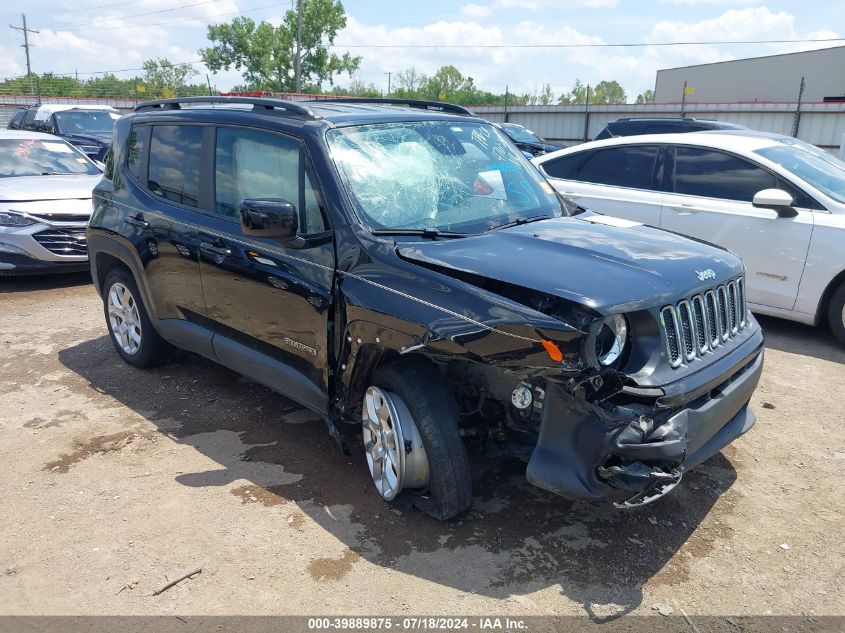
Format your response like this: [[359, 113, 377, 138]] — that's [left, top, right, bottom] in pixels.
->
[[2, 0, 841, 100]]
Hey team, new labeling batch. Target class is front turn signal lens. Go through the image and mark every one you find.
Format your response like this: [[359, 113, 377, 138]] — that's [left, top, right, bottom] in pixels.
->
[[541, 339, 563, 362]]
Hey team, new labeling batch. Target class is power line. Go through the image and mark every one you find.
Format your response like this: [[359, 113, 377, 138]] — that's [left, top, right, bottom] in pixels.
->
[[74, 59, 206, 76], [46, 2, 278, 34], [50, 0, 159, 13], [329, 37, 845, 49], [42, 0, 223, 30]]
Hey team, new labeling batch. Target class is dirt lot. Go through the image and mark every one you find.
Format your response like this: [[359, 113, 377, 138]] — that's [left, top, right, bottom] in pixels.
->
[[0, 273, 843, 619]]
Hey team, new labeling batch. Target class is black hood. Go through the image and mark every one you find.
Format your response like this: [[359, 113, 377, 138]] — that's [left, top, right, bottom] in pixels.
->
[[396, 214, 743, 315], [60, 132, 111, 147], [515, 140, 563, 156]]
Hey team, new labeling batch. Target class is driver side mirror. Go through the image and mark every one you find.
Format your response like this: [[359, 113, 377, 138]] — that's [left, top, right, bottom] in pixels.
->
[[239, 198, 298, 241], [752, 189, 798, 218]]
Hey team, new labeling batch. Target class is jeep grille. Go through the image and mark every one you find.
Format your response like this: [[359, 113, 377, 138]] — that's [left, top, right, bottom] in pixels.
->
[[661, 277, 747, 368]]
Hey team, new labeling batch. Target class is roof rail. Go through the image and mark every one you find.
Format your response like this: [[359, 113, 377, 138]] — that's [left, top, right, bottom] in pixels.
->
[[133, 96, 320, 119], [307, 98, 475, 117], [615, 116, 697, 122]]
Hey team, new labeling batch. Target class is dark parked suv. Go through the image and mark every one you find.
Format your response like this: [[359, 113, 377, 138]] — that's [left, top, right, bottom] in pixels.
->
[[9, 104, 119, 162], [88, 96, 764, 519], [594, 117, 748, 140]]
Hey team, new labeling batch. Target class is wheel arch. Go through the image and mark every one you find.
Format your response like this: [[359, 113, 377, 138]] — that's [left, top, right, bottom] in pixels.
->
[[89, 233, 160, 322], [815, 268, 845, 327]]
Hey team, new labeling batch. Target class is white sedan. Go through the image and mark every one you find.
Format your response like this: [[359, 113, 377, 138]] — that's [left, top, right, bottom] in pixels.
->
[[0, 130, 102, 276], [533, 131, 845, 344]]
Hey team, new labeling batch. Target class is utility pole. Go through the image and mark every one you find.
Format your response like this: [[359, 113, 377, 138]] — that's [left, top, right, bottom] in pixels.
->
[[583, 84, 591, 142], [384, 71, 392, 97], [295, 0, 302, 93], [10, 14, 39, 99], [792, 75, 805, 138]]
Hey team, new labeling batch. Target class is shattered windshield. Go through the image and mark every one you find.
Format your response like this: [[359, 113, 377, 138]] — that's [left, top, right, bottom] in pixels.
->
[[327, 121, 562, 233]]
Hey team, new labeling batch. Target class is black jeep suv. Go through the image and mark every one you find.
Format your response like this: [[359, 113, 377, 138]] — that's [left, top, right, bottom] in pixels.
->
[[88, 96, 764, 519]]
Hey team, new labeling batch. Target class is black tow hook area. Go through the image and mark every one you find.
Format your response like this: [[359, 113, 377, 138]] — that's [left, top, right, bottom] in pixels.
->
[[596, 414, 687, 508]]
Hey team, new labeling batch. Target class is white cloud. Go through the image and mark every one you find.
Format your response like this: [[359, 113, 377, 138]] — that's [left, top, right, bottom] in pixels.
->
[[460, 0, 616, 11], [1, 0, 838, 104], [658, 0, 759, 4], [333, 6, 840, 102], [0, 45, 25, 77], [459, 4, 492, 18]]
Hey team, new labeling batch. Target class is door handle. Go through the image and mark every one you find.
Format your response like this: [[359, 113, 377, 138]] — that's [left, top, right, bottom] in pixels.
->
[[669, 204, 703, 214], [199, 241, 232, 258], [124, 213, 150, 229]]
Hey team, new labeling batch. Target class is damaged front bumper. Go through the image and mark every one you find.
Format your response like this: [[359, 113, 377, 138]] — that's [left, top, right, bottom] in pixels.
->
[[526, 329, 764, 507]]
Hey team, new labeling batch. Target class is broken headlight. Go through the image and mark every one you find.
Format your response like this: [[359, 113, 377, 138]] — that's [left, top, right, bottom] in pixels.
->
[[594, 314, 629, 367], [0, 211, 37, 227]]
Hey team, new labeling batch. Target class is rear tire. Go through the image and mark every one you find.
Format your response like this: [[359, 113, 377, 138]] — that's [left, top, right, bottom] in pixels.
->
[[368, 357, 472, 520], [103, 268, 172, 368], [828, 281, 845, 346]]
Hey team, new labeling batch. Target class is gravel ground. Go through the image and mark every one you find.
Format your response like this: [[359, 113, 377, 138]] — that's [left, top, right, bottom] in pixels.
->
[[0, 273, 843, 620]]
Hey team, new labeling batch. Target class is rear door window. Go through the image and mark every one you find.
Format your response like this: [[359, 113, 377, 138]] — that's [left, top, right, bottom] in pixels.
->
[[147, 125, 203, 208], [573, 145, 659, 190], [539, 153, 589, 180], [673, 146, 776, 202]]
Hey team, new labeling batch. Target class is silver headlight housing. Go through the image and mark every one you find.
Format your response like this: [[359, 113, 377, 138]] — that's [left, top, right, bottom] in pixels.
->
[[0, 211, 37, 227], [594, 314, 629, 367]]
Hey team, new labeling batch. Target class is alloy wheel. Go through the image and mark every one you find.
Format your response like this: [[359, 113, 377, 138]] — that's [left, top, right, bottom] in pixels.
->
[[362, 386, 429, 501], [107, 282, 142, 355]]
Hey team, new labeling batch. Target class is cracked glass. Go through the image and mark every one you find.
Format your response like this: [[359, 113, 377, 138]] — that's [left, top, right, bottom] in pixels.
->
[[327, 121, 562, 234]]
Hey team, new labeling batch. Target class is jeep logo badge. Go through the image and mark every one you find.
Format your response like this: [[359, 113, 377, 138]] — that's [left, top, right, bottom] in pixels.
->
[[696, 268, 716, 282]]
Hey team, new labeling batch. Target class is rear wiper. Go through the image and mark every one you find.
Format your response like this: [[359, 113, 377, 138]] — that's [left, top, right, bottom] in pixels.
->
[[484, 215, 551, 232], [371, 228, 467, 239]]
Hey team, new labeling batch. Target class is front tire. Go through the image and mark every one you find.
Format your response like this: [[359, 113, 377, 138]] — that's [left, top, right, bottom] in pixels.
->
[[828, 281, 845, 346], [363, 358, 472, 520], [103, 268, 172, 368]]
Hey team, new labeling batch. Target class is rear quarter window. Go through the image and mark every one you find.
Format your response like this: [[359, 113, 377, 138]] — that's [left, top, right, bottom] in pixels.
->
[[572, 145, 659, 190]]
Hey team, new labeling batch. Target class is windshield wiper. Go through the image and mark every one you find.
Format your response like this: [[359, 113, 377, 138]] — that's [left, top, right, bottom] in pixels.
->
[[484, 215, 551, 233], [371, 228, 467, 239]]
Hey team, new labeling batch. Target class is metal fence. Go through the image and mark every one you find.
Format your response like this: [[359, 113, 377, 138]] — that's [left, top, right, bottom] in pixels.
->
[[0, 91, 349, 127], [473, 101, 845, 156], [3, 93, 844, 157]]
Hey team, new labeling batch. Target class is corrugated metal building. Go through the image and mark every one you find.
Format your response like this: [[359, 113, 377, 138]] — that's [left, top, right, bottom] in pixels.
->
[[655, 46, 845, 103]]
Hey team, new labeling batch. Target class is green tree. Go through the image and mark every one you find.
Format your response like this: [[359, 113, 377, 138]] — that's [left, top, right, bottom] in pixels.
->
[[85, 74, 136, 98], [558, 79, 589, 104], [395, 67, 427, 94], [636, 88, 655, 104], [141, 58, 198, 98], [592, 80, 626, 104], [200, 0, 360, 92], [330, 78, 382, 97], [527, 83, 554, 105], [558, 79, 627, 104], [418, 65, 481, 104]]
